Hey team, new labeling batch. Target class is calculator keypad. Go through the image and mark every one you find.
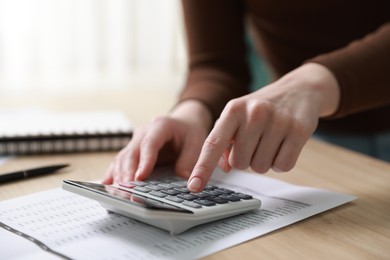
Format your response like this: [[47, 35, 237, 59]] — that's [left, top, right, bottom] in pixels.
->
[[118, 178, 253, 209]]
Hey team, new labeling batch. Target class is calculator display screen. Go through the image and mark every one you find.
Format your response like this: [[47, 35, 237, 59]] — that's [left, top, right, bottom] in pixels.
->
[[64, 180, 191, 213]]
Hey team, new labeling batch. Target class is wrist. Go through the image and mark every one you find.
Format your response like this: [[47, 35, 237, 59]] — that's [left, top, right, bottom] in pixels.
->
[[303, 63, 340, 117], [170, 99, 214, 132], [278, 63, 340, 117]]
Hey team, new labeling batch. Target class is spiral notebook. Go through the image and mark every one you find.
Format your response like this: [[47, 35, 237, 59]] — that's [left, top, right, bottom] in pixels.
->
[[0, 109, 133, 155]]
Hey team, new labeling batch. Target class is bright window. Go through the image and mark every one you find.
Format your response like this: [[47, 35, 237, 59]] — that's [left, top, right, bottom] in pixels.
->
[[0, 0, 187, 91]]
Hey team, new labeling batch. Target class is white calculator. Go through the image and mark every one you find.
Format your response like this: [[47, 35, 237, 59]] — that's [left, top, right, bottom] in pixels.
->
[[62, 177, 261, 234]]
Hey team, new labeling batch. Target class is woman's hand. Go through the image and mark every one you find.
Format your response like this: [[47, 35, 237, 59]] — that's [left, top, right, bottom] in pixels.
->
[[103, 100, 213, 184], [187, 63, 340, 192]]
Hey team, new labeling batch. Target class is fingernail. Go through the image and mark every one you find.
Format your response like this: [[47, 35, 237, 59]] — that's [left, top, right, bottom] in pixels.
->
[[134, 171, 140, 181], [272, 167, 283, 173], [188, 177, 202, 191], [134, 166, 142, 180]]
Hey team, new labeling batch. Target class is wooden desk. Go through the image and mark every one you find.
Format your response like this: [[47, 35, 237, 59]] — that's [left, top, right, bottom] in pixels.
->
[[1, 89, 389, 259]]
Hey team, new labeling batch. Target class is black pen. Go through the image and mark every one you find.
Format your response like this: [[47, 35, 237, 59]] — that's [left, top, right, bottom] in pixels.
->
[[0, 164, 69, 183]]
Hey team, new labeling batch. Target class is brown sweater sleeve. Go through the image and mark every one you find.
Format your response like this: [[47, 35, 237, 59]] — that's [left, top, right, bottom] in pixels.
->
[[179, 0, 251, 121], [308, 22, 390, 118], [180, 1, 390, 125]]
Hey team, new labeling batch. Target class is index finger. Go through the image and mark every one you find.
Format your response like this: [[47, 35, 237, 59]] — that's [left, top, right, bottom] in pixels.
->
[[187, 116, 238, 192]]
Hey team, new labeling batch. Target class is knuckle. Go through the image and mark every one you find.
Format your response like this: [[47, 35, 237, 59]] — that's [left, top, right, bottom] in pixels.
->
[[139, 135, 152, 148], [230, 159, 248, 170], [224, 99, 244, 117], [224, 99, 277, 125], [116, 149, 130, 163], [273, 160, 295, 172], [250, 161, 270, 174], [203, 135, 222, 151], [273, 151, 298, 172], [257, 100, 275, 114], [247, 100, 275, 122], [229, 149, 249, 170]]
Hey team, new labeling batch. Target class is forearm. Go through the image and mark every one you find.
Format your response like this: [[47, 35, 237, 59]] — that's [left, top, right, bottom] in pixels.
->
[[180, 0, 251, 120], [307, 23, 390, 117]]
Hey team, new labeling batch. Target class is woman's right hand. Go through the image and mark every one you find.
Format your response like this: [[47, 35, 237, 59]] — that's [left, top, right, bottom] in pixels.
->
[[102, 100, 213, 184]]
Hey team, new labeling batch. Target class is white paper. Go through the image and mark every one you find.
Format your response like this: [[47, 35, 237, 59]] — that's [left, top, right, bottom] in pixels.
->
[[0, 108, 133, 137], [0, 156, 12, 165], [0, 169, 356, 260]]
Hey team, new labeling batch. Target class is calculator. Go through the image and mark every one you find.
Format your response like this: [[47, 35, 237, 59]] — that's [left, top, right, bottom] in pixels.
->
[[62, 177, 261, 234]]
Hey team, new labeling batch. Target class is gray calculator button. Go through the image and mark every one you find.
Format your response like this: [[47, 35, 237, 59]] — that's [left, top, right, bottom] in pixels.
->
[[165, 195, 184, 203], [203, 190, 223, 196], [149, 191, 167, 198], [148, 180, 163, 185], [174, 187, 190, 193], [177, 193, 198, 201], [207, 196, 229, 204], [190, 192, 210, 198], [145, 185, 165, 191], [220, 194, 241, 202], [134, 186, 151, 193], [171, 181, 187, 187], [234, 193, 253, 200], [130, 181, 148, 186], [157, 183, 177, 189], [193, 199, 216, 206], [215, 188, 234, 194], [161, 189, 182, 195], [182, 200, 202, 208]]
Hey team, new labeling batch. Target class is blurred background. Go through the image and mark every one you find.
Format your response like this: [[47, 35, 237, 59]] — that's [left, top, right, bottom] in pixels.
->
[[0, 0, 187, 93]]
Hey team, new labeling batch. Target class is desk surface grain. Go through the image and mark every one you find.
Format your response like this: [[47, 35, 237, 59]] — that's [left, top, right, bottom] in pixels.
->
[[1, 89, 389, 259]]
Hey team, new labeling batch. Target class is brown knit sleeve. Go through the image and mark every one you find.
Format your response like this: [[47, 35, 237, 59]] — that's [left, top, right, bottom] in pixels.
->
[[179, 0, 251, 121], [308, 22, 390, 119]]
